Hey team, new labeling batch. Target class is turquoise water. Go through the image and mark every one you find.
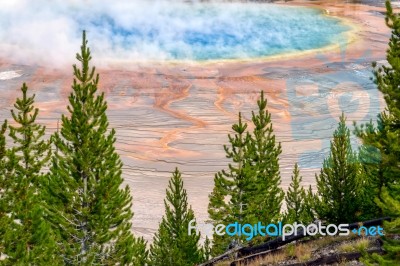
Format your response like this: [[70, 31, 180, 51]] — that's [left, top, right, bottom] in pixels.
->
[[0, 2, 351, 63], [85, 3, 351, 61]]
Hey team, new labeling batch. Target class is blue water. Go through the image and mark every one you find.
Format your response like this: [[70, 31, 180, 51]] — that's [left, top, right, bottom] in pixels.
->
[[84, 3, 351, 61], [0, 1, 351, 63]]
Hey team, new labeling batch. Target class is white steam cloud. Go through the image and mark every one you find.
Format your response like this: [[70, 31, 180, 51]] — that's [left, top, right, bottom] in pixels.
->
[[0, 0, 349, 67]]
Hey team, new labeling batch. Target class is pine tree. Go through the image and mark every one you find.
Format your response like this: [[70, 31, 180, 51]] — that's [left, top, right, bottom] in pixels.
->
[[0, 83, 61, 264], [0, 120, 7, 183], [303, 185, 316, 225], [315, 113, 361, 224], [0, 120, 6, 162], [356, 149, 381, 220], [363, 186, 400, 265], [355, 0, 400, 211], [45, 31, 146, 265], [208, 91, 284, 255], [284, 163, 311, 224], [203, 236, 212, 261], [208, 112, 252, 255], [0, 120, 8, 256], [114, 236, 148, 266], [149, 168, 203, 266], [356, 114, 397, 220], [358, 1, 400, 263], [246, 90, 284, 225]]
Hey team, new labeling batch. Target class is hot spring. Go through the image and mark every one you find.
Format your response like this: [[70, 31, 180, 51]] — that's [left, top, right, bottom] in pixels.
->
[[0, 1, 351, 64]]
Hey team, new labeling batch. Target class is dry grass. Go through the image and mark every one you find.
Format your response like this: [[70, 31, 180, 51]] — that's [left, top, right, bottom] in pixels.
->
[[309, 234, 358, 249], [284, 243, 296, 258], [338, 238, 370, 253], [215, 261, 232, 266], [247, 242, 313, 265], [248, 251, 287, 265], [295, 243, 313, 262], [338, 242, 355, 253], [355, 238, 371, 252]]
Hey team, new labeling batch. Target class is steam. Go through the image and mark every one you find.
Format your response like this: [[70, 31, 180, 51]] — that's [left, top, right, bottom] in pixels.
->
[[0, 0, 349, 67]]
